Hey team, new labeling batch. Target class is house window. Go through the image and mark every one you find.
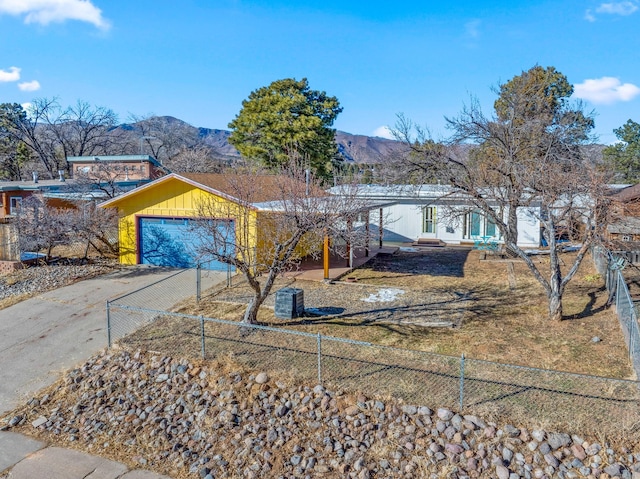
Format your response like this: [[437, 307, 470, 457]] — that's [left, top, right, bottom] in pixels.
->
[[423, 207, 436, 234], [9, 197, 22, 215]]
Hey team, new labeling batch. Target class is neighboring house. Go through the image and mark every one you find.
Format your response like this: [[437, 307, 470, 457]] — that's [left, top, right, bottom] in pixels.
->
[[329, 184, 541, 248], [0, 176, 75, 219], [607, 184, 640, 246], [67, 155, 167, 190], [99, 173, 297, 270], [0, 174, 78, 263]]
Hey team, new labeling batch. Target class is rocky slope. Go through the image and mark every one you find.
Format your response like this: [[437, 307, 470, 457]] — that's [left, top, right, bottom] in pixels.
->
[[3, 348, 639, 479], [0, 260, 116, 302]]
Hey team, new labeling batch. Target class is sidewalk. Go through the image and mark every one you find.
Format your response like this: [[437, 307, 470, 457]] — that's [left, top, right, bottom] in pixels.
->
[[0, 431, 171, 478]]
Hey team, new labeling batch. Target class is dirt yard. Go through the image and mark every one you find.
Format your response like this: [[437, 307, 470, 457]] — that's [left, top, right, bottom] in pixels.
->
[[181, 247, 632, 380]]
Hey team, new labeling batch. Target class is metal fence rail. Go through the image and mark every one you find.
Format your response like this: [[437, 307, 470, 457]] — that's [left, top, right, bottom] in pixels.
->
[[108, 299, 640, 437]]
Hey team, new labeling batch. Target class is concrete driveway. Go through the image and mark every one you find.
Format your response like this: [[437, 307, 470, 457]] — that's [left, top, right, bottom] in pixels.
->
[[0, 266, 227, 478], [0, 266, 210, 416]]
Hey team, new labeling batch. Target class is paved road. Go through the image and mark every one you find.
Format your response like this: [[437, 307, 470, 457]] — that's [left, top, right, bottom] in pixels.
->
[[0, 266, 224, 416]]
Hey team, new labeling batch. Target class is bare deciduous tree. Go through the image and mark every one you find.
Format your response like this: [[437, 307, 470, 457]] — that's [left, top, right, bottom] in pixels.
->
[[0, 99, 119, 179], [46, 100, 119, 160], [15, 195, 70, 261], [129, 114, 200, 165], [68, 201, 119, 258], [190, 165, 372, 324], [165, 144, 221, 173], [394, 66, 610, 321]]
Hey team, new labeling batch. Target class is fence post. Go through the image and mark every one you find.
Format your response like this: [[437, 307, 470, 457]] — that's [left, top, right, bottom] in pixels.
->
[[196, 265, 201, 303], [227, 263, 231, 288], [459, 354, 465, 411], [317, 333, 322, 385], [106, 300, 112, 348], [200, 316, 206, 359]]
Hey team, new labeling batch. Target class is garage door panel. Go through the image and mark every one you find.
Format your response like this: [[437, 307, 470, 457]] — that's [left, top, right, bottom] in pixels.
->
[[139, 217, 235, 270]]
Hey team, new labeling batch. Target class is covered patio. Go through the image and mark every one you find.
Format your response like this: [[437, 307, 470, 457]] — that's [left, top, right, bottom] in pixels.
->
[[286, 244, 399, 282]]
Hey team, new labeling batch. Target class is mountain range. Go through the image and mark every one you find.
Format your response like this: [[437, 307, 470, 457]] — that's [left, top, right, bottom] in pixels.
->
[[134, 117, 409, 164], [124, 116, 604, 166]]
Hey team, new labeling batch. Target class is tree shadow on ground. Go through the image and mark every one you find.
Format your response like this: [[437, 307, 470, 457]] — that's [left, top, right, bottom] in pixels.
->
[[277, 290, 496, 336], [569, 287, 607, 320]]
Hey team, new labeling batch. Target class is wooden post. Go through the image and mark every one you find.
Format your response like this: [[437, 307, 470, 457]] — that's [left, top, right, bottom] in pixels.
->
[[346, 218, 353, 267], [379, 208, 384, 248], [365, 211, 370, 257], [323, 232, 330, 281]]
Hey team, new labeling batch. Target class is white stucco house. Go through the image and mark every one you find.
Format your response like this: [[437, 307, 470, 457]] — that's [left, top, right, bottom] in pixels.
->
[[329, 184, 541, 248]]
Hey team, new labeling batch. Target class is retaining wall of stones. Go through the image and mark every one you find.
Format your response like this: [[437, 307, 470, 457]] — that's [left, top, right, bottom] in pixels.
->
[[4, 348, 640, 479]]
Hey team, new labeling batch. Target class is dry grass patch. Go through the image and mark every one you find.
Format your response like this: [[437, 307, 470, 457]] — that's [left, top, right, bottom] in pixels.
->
[[174, 248, 632, 380]]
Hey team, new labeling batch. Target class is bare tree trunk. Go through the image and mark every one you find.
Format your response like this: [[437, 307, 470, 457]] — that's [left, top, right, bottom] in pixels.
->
[[243, 297, 263, 324], [242, 266, 281, 324], [548, 289, 563, 321], [242, 273, 264, 325]]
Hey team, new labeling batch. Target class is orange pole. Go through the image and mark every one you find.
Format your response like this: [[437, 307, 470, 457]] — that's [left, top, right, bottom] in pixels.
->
[[323, 233, 330, 281], [346, 219, 352, 267]]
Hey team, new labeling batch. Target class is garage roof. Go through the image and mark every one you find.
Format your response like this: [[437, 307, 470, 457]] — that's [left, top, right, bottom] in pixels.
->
[[98, 172, 320, 209]]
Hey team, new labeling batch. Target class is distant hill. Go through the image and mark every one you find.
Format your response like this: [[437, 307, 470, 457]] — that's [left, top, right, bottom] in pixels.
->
[[197, 126, 408, 164], [119, 116, 408, 165], [119, 116, 606, 167]]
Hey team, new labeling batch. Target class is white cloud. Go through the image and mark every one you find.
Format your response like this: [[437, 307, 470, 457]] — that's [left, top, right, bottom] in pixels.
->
[[0, 66, 20, 82], [21, 102, 32, 112], [574, 77, 640, 104], [18, 80, 40, 91], [0, 0, 110, 30], [586, 1, 638, 20], [596, 1, 638, 15], [373, 126, 394, 140]]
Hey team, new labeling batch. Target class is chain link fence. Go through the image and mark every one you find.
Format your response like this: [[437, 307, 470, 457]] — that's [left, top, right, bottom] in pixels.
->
[[106, 267, 230, 344], [593, 245, 640, 377], [107, 267, 640, 437]]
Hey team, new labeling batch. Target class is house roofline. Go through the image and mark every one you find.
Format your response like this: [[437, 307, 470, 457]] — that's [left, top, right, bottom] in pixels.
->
[[98, 173, 257, 210]]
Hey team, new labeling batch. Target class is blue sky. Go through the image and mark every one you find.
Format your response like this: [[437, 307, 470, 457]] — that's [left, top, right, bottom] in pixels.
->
[[1, 1, 639, 144]]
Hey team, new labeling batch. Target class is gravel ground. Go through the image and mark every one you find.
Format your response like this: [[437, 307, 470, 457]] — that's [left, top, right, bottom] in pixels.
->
[[0, 259, 118, 303]]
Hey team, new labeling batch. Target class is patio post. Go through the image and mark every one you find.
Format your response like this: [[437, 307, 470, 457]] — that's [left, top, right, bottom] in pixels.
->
[[346, 218, 353, 267], [323, 232, 330, 281], [365, 211, 370, 257], [379, 208, 383, 248]]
